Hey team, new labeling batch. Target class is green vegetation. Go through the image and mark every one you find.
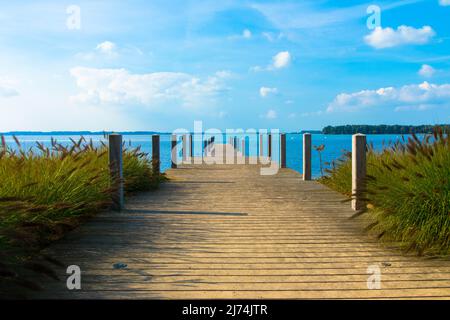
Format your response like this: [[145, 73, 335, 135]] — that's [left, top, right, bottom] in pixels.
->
[[0, 136, 165, 293], [320, 128, 450, 256], [322, 124, 450, 135]]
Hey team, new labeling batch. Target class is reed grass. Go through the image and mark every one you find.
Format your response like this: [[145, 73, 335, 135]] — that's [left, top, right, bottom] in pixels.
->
[[0, 136, 164, 250], [320, 128, 450, 256], [0, 136, 166, 294]]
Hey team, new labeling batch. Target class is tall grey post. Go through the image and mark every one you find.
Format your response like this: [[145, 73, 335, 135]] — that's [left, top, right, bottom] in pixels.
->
[[182, 134, 187, 162], [109, 133, 124, 211], [234, 137, 238, 164], [303, 133, 312, 181], [280, 133, 286, 168], [241, 139, 246, 164], [190, 134, 193, 163], [152, 135, 160, 176], [259, 134, 263, 156], [171, 134, 177, 169], [352, 134, 367, 211]]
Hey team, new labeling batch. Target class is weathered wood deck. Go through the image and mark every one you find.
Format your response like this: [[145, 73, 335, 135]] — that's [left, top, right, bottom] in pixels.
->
[[29, 144, 450, 299]]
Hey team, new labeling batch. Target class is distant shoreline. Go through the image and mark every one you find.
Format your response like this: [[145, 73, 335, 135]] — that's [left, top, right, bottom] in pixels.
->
[[1, 124, 448, 136]]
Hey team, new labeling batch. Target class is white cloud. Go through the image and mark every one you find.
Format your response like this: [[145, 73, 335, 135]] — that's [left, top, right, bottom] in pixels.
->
[[76, 41, 120, 60], [300, 110, 324, 117], [272, 51, 291, 69], [69, 67, 229, 110], [327, 81, 450, 113], [252, 51, 292, 72], [260, 86, 278, 97], [439, 0, 450, 6], [418, 64, 436, 78], [262, 109, 277, 119], [243, 29, 252, 39], [96, 41, 117, 54], [364, 26, 435, 49]]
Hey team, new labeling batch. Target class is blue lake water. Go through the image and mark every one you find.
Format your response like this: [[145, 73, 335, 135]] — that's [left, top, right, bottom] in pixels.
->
[[3, 133, 416, 178]]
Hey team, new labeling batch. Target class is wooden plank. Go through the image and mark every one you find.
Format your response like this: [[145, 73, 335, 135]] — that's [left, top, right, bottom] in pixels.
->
[[24, 162, 450, 300]]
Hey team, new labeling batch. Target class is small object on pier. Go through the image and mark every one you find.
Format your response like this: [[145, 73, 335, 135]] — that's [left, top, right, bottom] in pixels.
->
[[113, 263, 128, 269]]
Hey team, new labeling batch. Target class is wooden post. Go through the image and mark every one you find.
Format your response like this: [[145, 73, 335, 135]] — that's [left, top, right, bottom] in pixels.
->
[[352, 134, 367, 211], [152, 135, 160, 176], [108, 133, 123, 211], [223, 134, 226, 165], [242, 139, 245, 155], [245, 136, 250, 164], [268, 134, 272, 158], [190, 134, 193, 161], [303, 133, 311, 181], [280, 133, 286, 168], [182, 135, 187, 162], [171, 134, 177, 169], [259, 134, 263, 156], [234, 137, 238, 163]]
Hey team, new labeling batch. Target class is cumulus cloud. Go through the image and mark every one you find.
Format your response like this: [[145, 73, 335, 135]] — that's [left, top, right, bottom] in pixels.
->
[[364, 26, 435, 49], [271, 51, 291, 69], [259, 86, 278, 97], [327, 81, 450, 113], [439, 0, 450, 6], [69, 67, 230, 110], [251, 51, 291, 72], [418, 64, 436, 78]]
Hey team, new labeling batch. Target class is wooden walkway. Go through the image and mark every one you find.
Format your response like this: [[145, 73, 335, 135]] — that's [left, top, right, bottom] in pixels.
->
[[29, 144, 450, 299]]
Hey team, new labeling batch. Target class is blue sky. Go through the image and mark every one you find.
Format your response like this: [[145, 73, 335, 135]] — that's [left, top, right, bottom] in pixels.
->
[[0, 0, 450, 131]]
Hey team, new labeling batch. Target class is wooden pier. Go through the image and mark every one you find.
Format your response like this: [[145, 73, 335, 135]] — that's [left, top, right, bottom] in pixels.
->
[[27, 140, 450, 299]]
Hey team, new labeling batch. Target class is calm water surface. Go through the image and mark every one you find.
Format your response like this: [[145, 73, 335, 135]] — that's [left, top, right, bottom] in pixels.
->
[[4, 134, 416, 178]]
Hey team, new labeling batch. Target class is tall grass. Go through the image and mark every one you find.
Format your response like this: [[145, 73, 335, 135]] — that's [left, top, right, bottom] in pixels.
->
[[0, 136, 164, 250], [320, 128, 450, 256], [0, 136, 165, 294]]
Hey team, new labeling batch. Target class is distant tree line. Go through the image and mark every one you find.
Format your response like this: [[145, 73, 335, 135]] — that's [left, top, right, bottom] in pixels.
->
[[322, 124, 450, 135]]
